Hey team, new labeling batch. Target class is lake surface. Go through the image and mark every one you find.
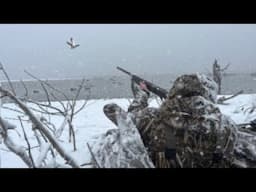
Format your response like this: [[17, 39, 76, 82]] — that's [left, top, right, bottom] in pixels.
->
[[1, 73, 255, 103]]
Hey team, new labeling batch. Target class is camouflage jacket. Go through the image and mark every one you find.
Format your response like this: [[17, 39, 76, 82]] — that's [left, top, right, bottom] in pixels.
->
[[104, 74, 254, 168], [104, 80, 171, 167]]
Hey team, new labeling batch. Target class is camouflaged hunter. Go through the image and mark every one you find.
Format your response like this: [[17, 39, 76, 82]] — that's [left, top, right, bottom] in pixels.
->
[[103, 72, 256, 168]]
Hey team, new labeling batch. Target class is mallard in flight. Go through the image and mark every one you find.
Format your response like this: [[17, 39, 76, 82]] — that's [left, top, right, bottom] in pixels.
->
[[67, 37, 80, 49]]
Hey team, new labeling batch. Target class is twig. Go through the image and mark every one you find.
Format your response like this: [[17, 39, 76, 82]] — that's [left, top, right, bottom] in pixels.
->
[[70, 78, 86, 121], [42, 121, 56, 134], [68, 119, 76, 151], [220, 63, 231, 72], [49, 92, 69, 113], [28, 105, 60, 116], [67, 79, 87, 150], [27, 103, 57, 115], [0, 87, 80, 168], [24, 99, 66, 115], [18, 116, 36, 168], [24, 70, 72, 106], [35, 142, 51, 168], [44, 120, 56, 132], [68, 124, 72, 143], [33, 122, 50, 143], [33, 129, 51, 168], [39, 81, 51, 105], [24, 70, 72, 115], [34, 129, 42, 146], [217, 90, 243, 104], [55, 115, 69, 138], [80, 162, 93, 166], [0, 94, 7, 99], [23, 96, 67, 116], [72, 87, 91, 116], [87, 143, 100, 168], [74, 99, 97, 115], [2, 106, 25, 114], [0, 62, 16, 95], [26, 145, 40, 151], [4, 117, 30, 122], [73, 99, 89, 115], [20, 80, 29, 99]]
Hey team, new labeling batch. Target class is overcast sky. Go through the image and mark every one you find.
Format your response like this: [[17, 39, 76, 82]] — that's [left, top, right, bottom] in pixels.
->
[[0, 24, 256, 80]]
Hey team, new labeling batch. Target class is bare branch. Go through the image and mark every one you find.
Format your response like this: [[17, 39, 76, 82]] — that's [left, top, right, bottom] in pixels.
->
[[80, 162, 93, 167], [68, 119, 76, 151], [32, 128, 51, 167], [4, 117, 29, 122], [36, 143, 51, 168], [24, 70, 72, 105], [87, 143, 100, 168], [49, 92, 69, 113], [24, 70, 74, 116], [28, 105, 61, 116], [24, 99, 65, 115], [26, 145, 40, 151], [220, 63, 231, 72], [20, 80, 29, 99], [70, 78, 86, 121], [18, 116, 35, 168], [2, 106, 25, 114], [0, 94, 7, 99], [0, 87, 80, 168], [55, 115, 69, 138], [41, 121, 55, 134], [217, 90, 243, 104], [39, 81, 51, 105], [72, 87, 91, 116], [73, 99, 89, 115], [34, 129, 42, 146], [3, 97, 61, 116], [43, 120, 56, 132], [0, 117, 33, 168], [0, 62, 16, 95], [65, 78, 87, 151]]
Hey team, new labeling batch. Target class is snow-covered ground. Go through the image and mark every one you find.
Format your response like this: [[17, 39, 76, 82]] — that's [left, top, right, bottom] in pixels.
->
[[0, 94, 256, 168], [218, 94, 256, 124]]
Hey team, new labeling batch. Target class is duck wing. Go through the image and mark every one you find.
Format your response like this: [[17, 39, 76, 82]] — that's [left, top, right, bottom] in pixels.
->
[[67, 41, 72, 46], [74, 44, 80, 48]]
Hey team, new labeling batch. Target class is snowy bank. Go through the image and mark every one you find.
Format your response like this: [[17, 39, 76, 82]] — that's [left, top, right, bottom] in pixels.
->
[[0, 94, 256, 168]]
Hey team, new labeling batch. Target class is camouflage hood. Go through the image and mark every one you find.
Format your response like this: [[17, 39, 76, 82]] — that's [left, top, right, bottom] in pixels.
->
[[168, 73, 218, 103]]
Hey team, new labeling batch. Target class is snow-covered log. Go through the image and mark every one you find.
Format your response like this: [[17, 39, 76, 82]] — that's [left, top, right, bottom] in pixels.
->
[[89, 110, 154, 168]]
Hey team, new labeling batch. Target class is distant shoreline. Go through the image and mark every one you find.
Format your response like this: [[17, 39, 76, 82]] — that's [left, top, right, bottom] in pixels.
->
[[0, 72, 254, 82], [1, 73, 256, 103]]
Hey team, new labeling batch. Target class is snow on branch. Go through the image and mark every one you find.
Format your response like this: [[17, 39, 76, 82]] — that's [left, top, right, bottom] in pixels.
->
[[90, 109, 155, 168], [0, 117, 33, 168], [0, 87, 80, 168]]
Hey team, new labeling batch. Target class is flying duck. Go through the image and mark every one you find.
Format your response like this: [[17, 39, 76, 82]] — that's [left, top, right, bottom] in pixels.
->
[[67, 37, 80, 49]]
